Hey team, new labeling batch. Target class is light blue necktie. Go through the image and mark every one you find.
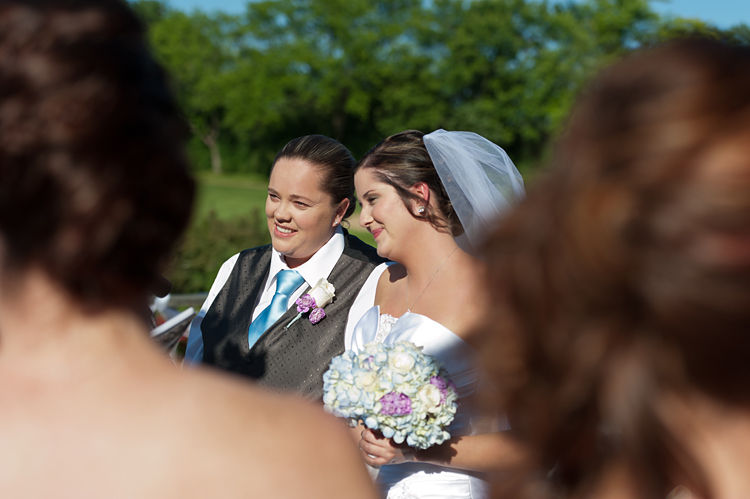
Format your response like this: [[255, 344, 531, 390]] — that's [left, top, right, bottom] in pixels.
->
[[247, 269, 305, 349]]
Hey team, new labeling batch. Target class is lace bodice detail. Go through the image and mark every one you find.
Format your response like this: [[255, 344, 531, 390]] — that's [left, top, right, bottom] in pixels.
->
[[351, 306, 482, 436], [374, 313, 398, 343]]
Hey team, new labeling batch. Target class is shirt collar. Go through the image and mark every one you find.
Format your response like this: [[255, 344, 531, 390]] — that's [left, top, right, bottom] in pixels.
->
[[266, 226, 345, 293]]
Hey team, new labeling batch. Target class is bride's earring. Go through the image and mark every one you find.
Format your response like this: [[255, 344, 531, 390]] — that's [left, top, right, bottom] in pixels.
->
[[417, 206, 425, 215]]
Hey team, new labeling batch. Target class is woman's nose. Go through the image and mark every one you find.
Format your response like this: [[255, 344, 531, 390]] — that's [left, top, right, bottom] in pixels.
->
[[359, 207, 371, 228], [275, 202, 292, 222]]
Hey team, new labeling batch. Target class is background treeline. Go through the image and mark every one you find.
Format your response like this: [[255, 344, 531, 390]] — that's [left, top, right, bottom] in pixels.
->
[[134, 0, 749, 174], [131, 0, 749, 293]]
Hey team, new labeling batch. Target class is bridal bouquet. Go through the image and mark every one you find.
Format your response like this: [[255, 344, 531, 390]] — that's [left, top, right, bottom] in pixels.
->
[[323, 341, 459, 450]]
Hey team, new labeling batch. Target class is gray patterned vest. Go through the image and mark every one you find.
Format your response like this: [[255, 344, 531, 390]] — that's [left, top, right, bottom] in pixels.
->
[[201, 232, 385, 400]]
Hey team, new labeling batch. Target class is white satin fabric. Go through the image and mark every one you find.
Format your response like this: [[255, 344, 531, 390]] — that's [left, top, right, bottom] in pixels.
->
[[350, 306, 491, 499]]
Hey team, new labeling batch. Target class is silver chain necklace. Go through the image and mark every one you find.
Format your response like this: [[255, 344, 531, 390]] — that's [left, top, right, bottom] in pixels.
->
[[406, 246, 459, 313]]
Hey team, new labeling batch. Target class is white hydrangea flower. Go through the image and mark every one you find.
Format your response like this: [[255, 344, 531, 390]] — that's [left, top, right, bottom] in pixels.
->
[[322, 340, 460, 450]]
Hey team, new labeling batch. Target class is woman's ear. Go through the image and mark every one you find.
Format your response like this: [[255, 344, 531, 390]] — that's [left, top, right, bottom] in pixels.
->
[[410, 182, 430, 212], [333, 198, 350, 227]]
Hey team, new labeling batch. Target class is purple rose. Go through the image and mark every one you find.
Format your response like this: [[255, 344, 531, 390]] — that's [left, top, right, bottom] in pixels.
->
[[379, 392, 412, 415], [430, 376, 448, 404], [308, 307, 326, 324], [296, 294, 316, 313]]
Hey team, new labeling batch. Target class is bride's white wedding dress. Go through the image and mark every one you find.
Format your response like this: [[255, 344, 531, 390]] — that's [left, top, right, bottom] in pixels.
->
[[343, 128, 524, 498], [350, 305, 501, 499]]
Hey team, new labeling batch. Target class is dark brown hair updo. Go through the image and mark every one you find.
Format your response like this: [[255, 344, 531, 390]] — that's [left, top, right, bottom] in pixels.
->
[[0, 0, 195, 309], [273, 135, 356, 220], [482, 39, 750, 499], [355, 130, 463, 236]]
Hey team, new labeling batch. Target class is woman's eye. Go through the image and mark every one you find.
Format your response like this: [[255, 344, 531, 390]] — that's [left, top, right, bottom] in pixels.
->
[[294, 201, 309, 208], [268, 193, 279, 200]]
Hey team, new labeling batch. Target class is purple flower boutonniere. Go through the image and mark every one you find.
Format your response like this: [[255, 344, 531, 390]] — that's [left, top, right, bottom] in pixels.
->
[[284, 278, 335, 329]]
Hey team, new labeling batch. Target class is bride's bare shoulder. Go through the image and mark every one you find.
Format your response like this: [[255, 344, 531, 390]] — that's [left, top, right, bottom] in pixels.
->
[[374, 262, 405, 303], [426, 253, 489, 336], [169, 368, 377, 499], [381, 262, 406, 284]]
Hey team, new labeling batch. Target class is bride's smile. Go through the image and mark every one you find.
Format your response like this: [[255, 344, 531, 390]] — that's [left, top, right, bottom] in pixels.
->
[[355, 168, 421, 261]]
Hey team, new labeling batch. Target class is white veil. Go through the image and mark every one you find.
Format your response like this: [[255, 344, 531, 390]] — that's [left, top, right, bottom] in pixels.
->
[[423, 129, 525, 253]]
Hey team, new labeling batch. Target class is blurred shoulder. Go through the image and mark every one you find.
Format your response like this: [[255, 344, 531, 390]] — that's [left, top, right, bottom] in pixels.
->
[[169, 367, 377, 499], [377, 262, 406, 288]]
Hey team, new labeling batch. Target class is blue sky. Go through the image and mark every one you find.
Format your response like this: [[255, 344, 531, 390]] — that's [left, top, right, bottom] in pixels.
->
[[167, 0, 749, 29]]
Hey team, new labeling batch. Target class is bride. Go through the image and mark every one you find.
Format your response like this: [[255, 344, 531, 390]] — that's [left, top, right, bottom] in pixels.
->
[[345, 130, 528, 498]]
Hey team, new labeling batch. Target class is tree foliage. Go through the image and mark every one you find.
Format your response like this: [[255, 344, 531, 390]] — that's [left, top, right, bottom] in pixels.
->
[[166, 210, 270, 293], [130, 0, 748, 174]]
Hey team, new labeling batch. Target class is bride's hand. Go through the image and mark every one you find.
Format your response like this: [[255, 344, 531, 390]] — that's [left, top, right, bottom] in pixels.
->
[[359, 428, 416, 467]]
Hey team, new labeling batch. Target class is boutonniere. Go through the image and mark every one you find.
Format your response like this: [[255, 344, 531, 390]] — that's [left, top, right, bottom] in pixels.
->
[[284, 278, 335, 329]]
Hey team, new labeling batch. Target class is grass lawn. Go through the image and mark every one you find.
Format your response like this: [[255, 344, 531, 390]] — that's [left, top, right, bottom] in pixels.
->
[[193, 172, 376, 246], [194, 173, 269, 220]]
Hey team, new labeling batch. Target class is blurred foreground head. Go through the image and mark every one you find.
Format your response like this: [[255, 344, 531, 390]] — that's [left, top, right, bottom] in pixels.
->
[[0, 0, 194, 310], [483, 38, 750, 498]]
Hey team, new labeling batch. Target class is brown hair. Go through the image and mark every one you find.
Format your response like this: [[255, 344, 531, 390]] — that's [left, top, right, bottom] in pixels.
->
[[482, 39, 750, 499], [355, 130, 463, 236], [0, 0, 194, 309], [273, 134, 357, 220]]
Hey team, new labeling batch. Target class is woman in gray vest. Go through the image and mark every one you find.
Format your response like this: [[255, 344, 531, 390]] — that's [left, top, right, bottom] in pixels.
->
[[184, 135, 385, 400]]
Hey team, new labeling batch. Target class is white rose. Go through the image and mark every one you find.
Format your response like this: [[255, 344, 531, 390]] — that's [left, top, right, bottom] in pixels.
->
[[356, 371, 378, 391], [417, 383, 442, 413], [388, 351, 415, 374], [309, 278, 335, 308]]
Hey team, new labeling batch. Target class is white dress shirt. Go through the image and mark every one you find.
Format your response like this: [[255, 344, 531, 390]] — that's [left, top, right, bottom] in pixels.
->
[[184, 226, 346, 365]]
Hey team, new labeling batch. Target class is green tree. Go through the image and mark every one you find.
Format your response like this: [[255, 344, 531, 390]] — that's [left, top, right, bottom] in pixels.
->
[[129, 0, 169, 26], [168, 211, 270, 293], [242, 0, 430, 157], [647, 16, 750, 46], [142, 0, 749, 177], [374, 0, 652, 163], [149, 11, 242, 173]]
